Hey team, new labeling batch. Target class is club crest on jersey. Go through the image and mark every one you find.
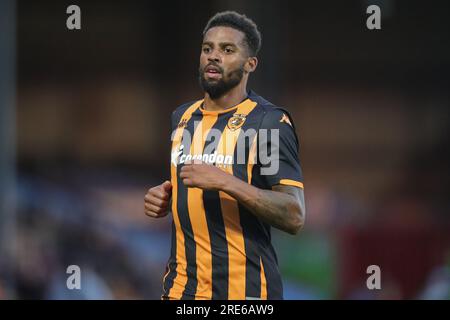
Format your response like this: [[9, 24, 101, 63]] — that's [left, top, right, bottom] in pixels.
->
[[227, 114, 246, 131]]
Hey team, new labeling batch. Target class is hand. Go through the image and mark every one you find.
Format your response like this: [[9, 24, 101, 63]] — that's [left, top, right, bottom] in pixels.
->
[[180, 163, 229, 190], [144, 180, 172, 218]]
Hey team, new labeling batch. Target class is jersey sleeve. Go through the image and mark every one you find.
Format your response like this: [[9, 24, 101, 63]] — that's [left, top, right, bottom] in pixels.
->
[[257, 108, 304, 189], [171, 100, 197, 131]]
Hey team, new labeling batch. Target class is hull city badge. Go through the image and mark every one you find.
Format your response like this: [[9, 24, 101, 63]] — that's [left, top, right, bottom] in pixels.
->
[[227, 114, 247, 131]]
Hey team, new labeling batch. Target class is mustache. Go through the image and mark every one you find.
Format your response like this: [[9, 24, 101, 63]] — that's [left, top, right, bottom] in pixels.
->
[[203, 63, 223, 74]]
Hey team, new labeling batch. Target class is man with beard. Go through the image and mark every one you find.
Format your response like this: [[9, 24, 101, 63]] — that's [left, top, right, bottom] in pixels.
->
[[144, 11, 306, 300]]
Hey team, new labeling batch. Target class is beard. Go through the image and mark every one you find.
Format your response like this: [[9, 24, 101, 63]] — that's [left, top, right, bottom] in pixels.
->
[[198, 63, 245, 99]]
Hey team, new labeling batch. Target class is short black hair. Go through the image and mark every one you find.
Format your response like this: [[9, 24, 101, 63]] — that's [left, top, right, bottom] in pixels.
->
[[203, 11, 262, 57]]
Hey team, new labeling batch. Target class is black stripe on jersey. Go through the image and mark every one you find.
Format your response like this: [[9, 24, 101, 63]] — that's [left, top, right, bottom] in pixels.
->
[[202, 111, 235, 299], [163, 221, 177, 297], [238, 204, 263, 297], [231, 107, 266, 298], [260, 245, 284, 299], [248, 145, 284, 300], [178, 115, 201, 299]]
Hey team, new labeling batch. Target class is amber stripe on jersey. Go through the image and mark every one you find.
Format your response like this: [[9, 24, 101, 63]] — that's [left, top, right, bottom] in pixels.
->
[[260, 257, 267, 299], [279, 179, 304, 189]]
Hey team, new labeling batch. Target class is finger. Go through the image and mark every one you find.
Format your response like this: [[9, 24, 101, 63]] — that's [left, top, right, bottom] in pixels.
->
[[145, 202, 168, 215], [144, 210, 158, 218], [145, 202, 164, 213], [147, 196, 169, 208], [156, 210, 169, 218], [144, 204, 158, 217], [161, 180, 172, 192], [150, 188, 170, 201], [145, 208, 169, 218], [182, 178, 193, 187], [144, 193, 157, 202], [179, 170, 190, 179], [181, 164, 192, 172]]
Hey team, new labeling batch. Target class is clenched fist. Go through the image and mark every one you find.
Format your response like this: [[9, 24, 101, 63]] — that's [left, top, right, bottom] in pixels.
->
[[144, 180, 172, 218], [180, 163, 229, 190]]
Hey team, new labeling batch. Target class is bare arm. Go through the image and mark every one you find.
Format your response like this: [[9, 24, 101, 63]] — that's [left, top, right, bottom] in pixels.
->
[[220, 174, 305, 235], [180, 164, 306, 235]]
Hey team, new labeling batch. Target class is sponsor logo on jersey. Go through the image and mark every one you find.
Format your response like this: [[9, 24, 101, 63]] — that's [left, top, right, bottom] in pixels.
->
[[171, 144, 233, 167]]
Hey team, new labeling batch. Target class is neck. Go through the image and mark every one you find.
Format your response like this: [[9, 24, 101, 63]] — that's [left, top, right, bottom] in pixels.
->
[[203, 79, 248, 111]]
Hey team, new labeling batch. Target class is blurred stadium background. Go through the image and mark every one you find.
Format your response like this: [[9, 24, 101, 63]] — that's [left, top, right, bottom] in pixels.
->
[[0, 0, 449, 299]]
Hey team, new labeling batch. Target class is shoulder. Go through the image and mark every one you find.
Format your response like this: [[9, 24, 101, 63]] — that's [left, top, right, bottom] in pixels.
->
[[172, 100, 198, 119], [248, 91, 296, 128], [171, 100, 202, 127], [249, 91, 299, 147]]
